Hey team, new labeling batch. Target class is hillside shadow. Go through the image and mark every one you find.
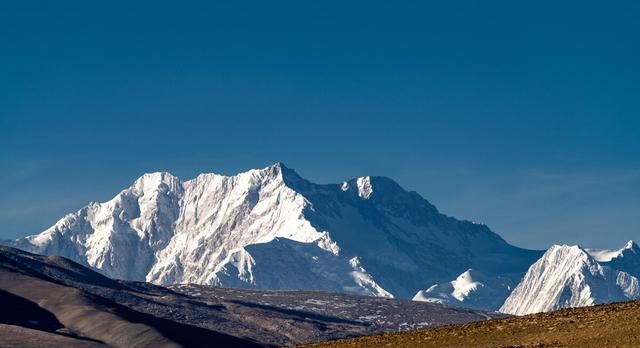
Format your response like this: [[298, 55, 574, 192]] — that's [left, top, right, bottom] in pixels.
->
[[0, 289, 104, 344]]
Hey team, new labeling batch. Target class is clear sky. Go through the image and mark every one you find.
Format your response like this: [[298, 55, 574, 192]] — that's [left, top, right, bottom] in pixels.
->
[[1, 1, 639, 249]]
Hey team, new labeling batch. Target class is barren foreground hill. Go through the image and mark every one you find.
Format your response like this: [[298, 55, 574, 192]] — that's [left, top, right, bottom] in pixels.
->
[[301, 300, 640, 348], [0, 245, 501, 347]]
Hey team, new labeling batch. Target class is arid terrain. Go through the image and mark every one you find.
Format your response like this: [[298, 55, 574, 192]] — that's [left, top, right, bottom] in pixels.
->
[[0, 246, 502, 347], [300, 300, 640, 348]]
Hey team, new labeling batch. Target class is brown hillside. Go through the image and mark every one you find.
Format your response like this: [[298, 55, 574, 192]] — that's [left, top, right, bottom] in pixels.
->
[[300, 300, 640, 348]]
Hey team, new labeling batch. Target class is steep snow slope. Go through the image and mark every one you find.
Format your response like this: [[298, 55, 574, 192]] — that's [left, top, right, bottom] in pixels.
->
[[413, 269, 514, 310], [500, 245, 640, 315], [8, 163, 541, 300]]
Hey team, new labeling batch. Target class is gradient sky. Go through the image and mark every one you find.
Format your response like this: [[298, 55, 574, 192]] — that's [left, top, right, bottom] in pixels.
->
[[1, 1, 639, 249]]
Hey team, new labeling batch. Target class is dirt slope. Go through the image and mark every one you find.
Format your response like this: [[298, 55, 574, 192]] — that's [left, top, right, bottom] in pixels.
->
[[0, 248, 263, 348], [300, 300, 640, 348]]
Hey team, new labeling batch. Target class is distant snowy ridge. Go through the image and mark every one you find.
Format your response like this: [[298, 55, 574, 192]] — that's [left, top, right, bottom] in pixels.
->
[[7, 163, 540, 302], [413, 269, 515, 311], [500, 243, 640, 315], [589, 240, 640, 279]]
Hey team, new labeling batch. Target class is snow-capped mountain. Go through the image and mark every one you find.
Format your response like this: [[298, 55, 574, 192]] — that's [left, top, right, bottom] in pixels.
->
[[500, 244, 640, 315], [7, 163, 541, 300], [412, 268, 515, 311]]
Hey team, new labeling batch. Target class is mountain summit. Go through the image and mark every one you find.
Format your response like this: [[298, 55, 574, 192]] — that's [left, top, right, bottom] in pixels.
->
[[9, 163, 540, 301]]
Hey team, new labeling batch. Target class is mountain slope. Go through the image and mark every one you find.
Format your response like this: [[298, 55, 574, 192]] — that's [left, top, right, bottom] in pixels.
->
[[500, 244, 640, 315], [7, 163, 541, 302]]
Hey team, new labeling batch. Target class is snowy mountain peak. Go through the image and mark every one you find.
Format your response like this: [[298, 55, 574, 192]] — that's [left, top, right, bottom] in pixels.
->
[[609, 240, 640, 261], [7, 163, 540, 302], [587, 240, 640, 263], [500, 244, 640, 315], [623, 240, 639, 252], [547, 244, 592, 262]]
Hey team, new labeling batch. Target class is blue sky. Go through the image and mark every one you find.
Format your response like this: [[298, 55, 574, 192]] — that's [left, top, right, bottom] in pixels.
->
[[1, 1, 639, 249]]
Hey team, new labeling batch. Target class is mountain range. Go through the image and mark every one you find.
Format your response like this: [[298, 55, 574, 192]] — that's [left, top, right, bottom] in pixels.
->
[[5, 163, 639, 314]]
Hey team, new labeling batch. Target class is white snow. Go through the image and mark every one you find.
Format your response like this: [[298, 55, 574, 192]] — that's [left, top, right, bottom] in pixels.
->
[[356, 176, 373, 199]]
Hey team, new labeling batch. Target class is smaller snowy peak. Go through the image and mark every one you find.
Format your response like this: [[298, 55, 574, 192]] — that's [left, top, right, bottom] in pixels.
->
[[450, 269, 484, 301], [602, 240, 640, 279], [613, 240, 640, 262], [413, 269, 513, 311], [500, 244, 640, 315], [356, 176, 373, 199], [622, 240, 640, 253], [587, 240, 640, 262], [609, 240, 640, 262]]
